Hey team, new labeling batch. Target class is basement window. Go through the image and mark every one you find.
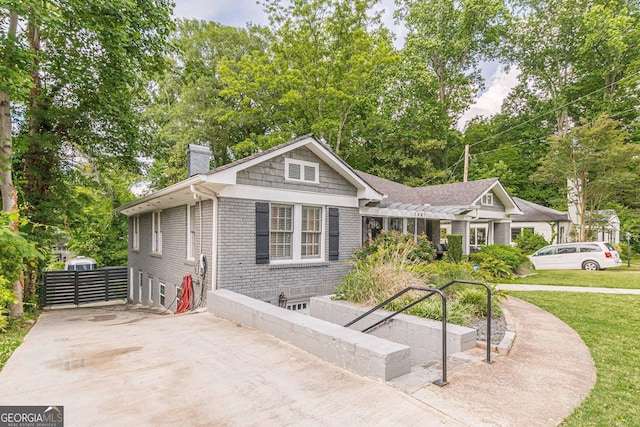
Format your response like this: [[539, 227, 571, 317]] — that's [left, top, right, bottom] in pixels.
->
[[286, 301, 308, 311]]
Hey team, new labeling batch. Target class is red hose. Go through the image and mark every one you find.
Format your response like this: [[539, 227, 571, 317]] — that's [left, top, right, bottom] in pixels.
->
[[175, 275, 193, 314]]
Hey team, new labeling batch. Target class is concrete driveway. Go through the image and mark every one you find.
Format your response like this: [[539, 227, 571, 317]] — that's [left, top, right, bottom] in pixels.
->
[[0, 305, 464, 426]]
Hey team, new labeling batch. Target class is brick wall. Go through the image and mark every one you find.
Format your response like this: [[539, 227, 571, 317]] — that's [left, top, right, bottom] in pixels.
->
[[128, 200, 214, 309], [217, 197, 360, 303]]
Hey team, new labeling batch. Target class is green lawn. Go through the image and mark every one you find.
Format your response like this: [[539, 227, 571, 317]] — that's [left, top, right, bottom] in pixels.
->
[[500, 269, 640, 289], [512, 292, 640, 426]]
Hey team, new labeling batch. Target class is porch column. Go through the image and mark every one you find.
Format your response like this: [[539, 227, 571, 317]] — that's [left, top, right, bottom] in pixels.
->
[[427, 220, 441, 246], [494, 221, 511, 245], [451, 220, 470, 255]]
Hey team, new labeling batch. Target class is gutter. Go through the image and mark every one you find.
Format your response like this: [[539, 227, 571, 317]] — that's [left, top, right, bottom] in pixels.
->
[[190, 184, 219, 291]]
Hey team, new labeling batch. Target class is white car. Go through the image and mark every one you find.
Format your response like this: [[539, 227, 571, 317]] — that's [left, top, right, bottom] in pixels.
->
[[529, 242, 622, 271]]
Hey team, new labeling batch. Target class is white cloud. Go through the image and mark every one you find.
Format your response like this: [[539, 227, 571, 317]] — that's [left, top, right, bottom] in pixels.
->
[[172, 0, 268, 26], [458, 65, 520, 131]]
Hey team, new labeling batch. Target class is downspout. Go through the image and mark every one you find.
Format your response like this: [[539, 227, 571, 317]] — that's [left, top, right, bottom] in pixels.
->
[[190, 184, 219, 291]]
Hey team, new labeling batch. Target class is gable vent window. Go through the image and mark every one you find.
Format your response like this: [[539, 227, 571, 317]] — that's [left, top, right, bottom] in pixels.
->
[[285, 158, 319, 184], [481, 193, 494, 206]]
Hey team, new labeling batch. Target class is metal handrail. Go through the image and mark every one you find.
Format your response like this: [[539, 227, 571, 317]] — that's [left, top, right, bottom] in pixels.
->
[[344, 286, 449, 386], [438, 280, 494, 364], [343, 279, 495, 386]]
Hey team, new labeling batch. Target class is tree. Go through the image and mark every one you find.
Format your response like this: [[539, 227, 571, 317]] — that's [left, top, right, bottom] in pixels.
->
[[145, 20, 271, 189], [1, 0, 174, 315], [533, 115, 640, 241], [219, 0, 398, 157]]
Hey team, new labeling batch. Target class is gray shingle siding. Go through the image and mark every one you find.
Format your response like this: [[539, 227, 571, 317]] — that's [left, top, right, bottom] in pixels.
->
[[217, 197, 359, 303], [236, 147, 356, 196]]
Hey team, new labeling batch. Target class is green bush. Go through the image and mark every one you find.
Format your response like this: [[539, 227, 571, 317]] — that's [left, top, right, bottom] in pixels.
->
[[447, 234, 463, 263], [455, 285, 506, 318], [478, 244, 527, 271], [355, 231, 434, 263], [413, 260, 488, 287], [514, 229, 549, 254], [469, 252, 513, 278]]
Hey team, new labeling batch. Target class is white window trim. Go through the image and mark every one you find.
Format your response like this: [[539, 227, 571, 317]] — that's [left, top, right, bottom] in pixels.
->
[[159, 282, 166, 307], [186, 204, 195, 261], [152, 211, 163, 254], [482, 193, 494, 206], [270, 204, 325, 265], [132, 216, 140, 250], [148, 277, 153, 305], [284, 158, 319, 184]]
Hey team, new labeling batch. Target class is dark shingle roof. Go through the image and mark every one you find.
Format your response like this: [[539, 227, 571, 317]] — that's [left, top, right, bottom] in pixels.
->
[[513, 197, 569, 222], [354, 171, 424, 204], [416, 178, 499, 206]]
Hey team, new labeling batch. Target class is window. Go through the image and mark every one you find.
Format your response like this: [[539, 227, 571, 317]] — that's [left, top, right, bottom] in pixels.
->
[[390, 218, 403, 232], [301, 206, 321, 258], [159, 283, 166, 307], [152, 211, 162, 253], [138, 271, 143, 301], [286, 301, 308, 311], [148, 278, 153, 304], [537, 247, 556, 256], [268, 204, 324, 262], [557, 245, 577, 254], [284, 158, 319, 184], [129, 267, 134, 300], [186, 205, 196, 260], [407, 218, 416, 237], [579, 244, 601, 253], [481, 193, 494, 206], [132, 216, 139, 250], [470, 227, 487, 246], [270, 205, 293, 259]]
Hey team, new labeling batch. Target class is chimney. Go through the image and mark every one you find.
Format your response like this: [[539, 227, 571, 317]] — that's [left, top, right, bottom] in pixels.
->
[[187, 144, 212, 178]]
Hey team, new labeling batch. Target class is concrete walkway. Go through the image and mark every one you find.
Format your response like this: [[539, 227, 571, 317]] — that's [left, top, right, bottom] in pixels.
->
[[0, 296, 596, 426], [498, 284, 640, 294]]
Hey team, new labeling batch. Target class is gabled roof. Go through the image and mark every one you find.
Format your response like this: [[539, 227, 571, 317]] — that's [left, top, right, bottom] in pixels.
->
[[417, 178, 500, 206], [117, 135, 384, 216], [513, 197, 570, 222]]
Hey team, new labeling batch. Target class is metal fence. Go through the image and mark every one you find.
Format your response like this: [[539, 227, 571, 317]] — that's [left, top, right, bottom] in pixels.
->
[[41, 267, 128, 307]]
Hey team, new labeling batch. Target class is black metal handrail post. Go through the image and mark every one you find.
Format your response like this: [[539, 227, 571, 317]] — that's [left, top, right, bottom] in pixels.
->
[[438, 280, 493, 364], [344, 286, 449, 386]]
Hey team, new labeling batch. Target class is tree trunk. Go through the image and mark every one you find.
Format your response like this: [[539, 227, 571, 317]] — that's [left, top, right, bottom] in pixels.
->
[[1, 10, 23, 317]]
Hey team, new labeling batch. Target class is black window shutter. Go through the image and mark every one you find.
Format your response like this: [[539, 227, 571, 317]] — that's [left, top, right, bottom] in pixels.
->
[[256, 202, 270, 264], [329, 208, 339, 261]]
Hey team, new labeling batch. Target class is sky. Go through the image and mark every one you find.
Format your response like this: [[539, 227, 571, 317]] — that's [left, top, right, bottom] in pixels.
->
[[171, 0, 519, 130]]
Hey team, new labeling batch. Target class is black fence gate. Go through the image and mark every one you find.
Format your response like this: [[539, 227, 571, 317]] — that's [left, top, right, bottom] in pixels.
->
[[41, 267, 128, 307]]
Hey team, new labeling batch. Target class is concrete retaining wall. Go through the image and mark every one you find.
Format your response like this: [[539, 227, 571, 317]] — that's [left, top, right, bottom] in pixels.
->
[[208, 289, 412, 381], [309, 296, 476, 365]]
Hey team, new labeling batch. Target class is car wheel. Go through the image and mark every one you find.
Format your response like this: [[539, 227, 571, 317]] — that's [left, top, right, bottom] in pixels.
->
[[582, 260, 600, 271]]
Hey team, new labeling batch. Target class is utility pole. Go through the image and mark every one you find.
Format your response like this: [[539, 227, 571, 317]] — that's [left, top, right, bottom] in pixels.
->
[[463, 144, 469, 182]]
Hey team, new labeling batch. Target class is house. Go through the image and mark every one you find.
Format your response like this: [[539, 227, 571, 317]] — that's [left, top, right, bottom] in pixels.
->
[[511, 197, 572, 245], [117, 135, 523, 311]]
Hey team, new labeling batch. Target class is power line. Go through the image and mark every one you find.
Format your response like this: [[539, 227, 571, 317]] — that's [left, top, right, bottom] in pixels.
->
[[466, 69, 640, 150]]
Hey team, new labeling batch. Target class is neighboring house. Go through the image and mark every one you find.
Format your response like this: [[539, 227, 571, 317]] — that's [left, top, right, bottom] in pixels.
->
[[425, 179, 524, 252], [511, 197, 572, 246], [567, 179, 620, 244], [117, 135, 523, 310]]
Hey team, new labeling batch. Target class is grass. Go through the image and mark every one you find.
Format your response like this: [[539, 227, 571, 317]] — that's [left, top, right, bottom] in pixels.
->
[[0, 311, 39, 370], [511, 291, 640, 426], [498, 269, 640, 289]]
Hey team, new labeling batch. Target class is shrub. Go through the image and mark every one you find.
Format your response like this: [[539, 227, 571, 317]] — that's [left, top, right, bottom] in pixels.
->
[[469, 252, 513, 278], [456, 285, 506, 318], [514, 229, 549, 254], [414, 260, 488, 287], [478, 244, 527, 271], [355, 230, 434, 263], [447, 234, 463, 263]]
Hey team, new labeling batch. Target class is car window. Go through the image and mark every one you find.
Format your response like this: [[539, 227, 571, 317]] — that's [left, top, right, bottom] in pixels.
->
[[579, 244, 602, 253], [557, 245, 577, 254], [604, 243, 615, 251], [536, 247, 556, 256]]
